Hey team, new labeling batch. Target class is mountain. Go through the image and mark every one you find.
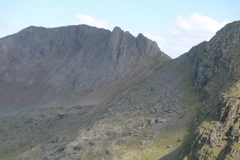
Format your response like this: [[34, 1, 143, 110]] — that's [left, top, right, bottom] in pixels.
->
[[177, 21, 240, 160], [0, 21, 239, 160], [0, 25, 169, 115]]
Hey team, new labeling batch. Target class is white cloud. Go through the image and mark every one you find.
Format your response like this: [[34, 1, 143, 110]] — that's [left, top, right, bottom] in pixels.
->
[[145, 13, 229, 58], [75, 14, 108, 29], [170, 29, 181, 35], [176, 12, 228, 33]]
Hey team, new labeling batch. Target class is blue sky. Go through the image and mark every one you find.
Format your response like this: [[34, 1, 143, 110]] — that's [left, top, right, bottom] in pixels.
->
[[0, 0, 239, 58]]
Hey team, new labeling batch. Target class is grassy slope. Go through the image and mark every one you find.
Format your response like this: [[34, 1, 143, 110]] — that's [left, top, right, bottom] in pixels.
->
[[49, 59, 203, 160], [0, 105, 107, 160], [0, 57, 203, 160]]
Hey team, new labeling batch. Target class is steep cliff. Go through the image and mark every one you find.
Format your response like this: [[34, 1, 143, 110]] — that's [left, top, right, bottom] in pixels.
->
[[177, 21, 240, 160], [0, 25, 168, 115]]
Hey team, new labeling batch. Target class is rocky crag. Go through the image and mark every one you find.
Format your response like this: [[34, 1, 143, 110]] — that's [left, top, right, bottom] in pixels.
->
[[0, 25, 168, 115], [0, 21, 240, 160], [177, 21, 240, 160]]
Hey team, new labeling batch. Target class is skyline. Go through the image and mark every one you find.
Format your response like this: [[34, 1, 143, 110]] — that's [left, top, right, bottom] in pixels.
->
[[0, 0, 239, 58]]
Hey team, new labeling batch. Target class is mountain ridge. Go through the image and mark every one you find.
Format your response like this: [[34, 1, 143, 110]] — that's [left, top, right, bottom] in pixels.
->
[[0, 24, 169, 115], [0, 21, 240, 160]]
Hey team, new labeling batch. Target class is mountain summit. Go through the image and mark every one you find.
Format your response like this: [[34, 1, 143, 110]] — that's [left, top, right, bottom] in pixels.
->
[[0, 25, 169, 115]]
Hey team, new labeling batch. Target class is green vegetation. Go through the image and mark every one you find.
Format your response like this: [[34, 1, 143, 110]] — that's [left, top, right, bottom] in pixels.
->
[[0, 105, 104, 160]]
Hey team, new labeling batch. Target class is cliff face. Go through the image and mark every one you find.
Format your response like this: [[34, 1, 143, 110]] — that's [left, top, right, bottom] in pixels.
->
[[0, 25, 168, 115], [178, 21, 240, 160]]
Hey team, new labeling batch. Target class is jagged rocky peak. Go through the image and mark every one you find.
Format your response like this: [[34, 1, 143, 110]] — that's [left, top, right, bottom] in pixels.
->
[[0, 25, 166, 68], [112, 26, 123, 34], [136, 33, 162, 57], [110, 26, 165, 57], [112, 26, 136, 38], [0, 24, 170, 115]]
